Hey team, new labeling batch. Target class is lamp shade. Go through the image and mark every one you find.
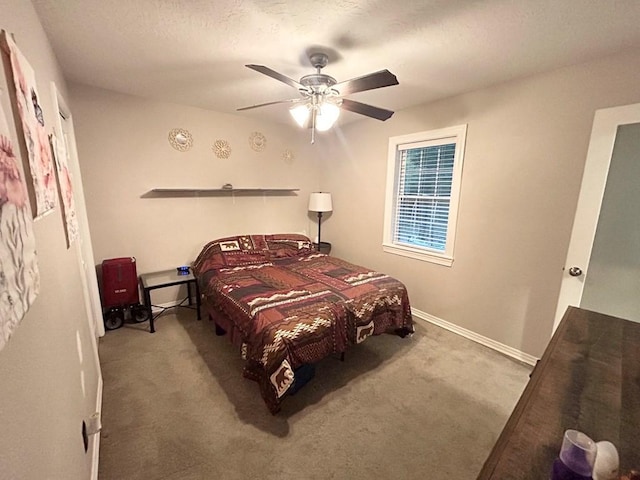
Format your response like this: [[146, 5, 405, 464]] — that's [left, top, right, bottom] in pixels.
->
[[290, 104, 310, 127], [290, 102, 340, 132], [308, 192, 332, 212], [315, 103, 340, 131]]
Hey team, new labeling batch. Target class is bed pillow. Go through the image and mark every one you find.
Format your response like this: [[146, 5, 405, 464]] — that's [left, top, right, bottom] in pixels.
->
[[265, 233, 314, 258], [192, 233, 313, 276]]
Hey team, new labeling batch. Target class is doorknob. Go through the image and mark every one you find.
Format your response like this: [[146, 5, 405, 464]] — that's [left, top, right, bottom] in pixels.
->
[[568, 266, 583, 277]]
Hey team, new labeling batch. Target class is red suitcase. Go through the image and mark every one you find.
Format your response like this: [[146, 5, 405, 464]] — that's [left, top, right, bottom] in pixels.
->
[[101, 257, 139, 307], [101, 257, 148, 330]]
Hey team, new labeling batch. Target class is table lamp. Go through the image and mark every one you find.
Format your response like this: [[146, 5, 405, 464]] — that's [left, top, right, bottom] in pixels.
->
[[308, 192, 332, 250]]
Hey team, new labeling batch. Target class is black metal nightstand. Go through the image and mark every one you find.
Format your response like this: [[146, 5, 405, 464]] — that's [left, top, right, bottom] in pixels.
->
[[313, 242, 331, 255], [139, 269, 201, 333]]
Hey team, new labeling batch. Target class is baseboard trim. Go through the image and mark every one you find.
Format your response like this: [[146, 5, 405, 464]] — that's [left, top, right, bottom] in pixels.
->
[[411, 307, 538, 366], [151, 303, 538, 365], [90, 374, 103, 480]]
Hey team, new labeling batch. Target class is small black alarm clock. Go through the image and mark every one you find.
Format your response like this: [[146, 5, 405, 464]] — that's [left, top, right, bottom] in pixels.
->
[[177, 266, 190, 275]]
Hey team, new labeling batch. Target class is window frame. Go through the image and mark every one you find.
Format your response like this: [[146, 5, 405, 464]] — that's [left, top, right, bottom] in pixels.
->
[[383, 125, 467, 267]]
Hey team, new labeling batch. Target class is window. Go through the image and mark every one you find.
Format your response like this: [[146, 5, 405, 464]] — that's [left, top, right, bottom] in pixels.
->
[[383, 125, 467, 266]]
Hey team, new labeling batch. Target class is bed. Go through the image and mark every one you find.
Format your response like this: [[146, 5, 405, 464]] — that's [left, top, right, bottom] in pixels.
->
[[192, 233, 414, 413]]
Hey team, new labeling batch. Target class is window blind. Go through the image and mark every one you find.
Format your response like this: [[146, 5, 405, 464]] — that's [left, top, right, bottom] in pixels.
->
[[394, 143, 456, 251]]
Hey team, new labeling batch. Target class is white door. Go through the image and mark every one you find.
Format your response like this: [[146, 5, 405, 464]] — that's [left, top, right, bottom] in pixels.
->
[[553, 102, 640, 331], [50, 83, 104, 479], [580, 122, 640, 322], [50, 85, 104, 338]]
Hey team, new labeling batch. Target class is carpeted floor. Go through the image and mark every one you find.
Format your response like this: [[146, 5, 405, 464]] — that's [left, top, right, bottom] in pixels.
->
[[98, 310, 532, 480]]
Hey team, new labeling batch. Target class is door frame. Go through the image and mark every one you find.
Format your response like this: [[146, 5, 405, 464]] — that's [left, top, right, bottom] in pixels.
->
[[553, 102, 640, 332], [50, 82, 103, 480], [50, 83, 104, 338]]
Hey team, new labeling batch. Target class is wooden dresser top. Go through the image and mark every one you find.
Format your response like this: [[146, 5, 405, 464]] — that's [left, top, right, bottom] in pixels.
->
[[477, 306, 640, 479]]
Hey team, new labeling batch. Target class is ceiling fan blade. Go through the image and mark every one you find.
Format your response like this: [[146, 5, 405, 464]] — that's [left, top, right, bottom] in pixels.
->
[[237, 98, 302, 111], [333, 69, 398, 95], [245, 64, 304, 90], [340, 98, 394, 121]]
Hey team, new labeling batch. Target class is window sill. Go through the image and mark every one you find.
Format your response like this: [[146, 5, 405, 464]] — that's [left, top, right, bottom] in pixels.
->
[[382, 243, 453, 267]]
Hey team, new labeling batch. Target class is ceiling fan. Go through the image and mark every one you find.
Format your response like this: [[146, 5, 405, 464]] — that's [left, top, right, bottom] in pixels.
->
[[237, 52, 399, 143]]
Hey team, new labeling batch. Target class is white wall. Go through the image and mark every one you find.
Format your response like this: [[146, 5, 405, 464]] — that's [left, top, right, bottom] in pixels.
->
[[68, 83, 324, 304], [0, 1, 100, 478], [322, 48, 640, 357]]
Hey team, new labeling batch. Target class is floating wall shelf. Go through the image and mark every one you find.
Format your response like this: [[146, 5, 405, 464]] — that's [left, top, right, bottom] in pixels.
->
[[141, 188, 299, 198]]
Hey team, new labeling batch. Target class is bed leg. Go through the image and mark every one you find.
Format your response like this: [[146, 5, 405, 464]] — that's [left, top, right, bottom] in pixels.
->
[[395, 327, 413, 338], [340, 352, 345, 362], [215, 323, 226, 336]]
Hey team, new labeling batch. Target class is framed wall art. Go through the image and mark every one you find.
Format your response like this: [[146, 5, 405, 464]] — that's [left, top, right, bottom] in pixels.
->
[[2, 31, 56, 218], [0, 94, 40, 351], [50, 131, 79, 248]]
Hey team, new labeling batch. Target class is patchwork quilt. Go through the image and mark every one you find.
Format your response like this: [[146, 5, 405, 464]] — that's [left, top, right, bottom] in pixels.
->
[[193, 234, 414, 413]]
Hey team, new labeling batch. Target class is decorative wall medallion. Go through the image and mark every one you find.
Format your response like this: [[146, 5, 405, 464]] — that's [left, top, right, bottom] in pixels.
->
[[213, 139, 231, 159], [249, 131, 267, 152], [168, 128, 193, 152], [282, 149, 294, 163]]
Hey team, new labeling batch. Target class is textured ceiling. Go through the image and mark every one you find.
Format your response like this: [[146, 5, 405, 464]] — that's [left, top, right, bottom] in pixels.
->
[[32, 0, 640, 126]]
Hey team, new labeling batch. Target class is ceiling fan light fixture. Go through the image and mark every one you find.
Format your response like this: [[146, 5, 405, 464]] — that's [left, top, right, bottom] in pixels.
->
[[289, 104, 310, 127], [315, 102, 340, 132], [240, 54, 397, 143]]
